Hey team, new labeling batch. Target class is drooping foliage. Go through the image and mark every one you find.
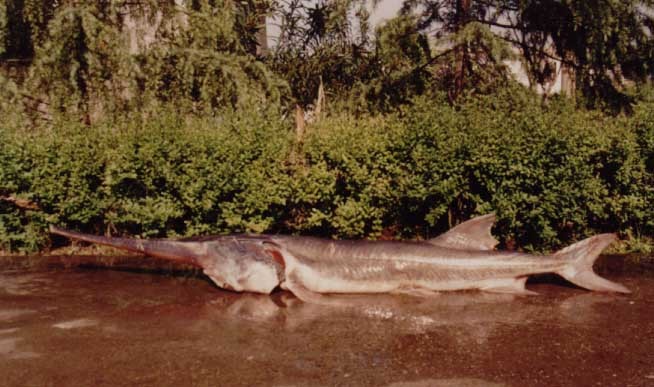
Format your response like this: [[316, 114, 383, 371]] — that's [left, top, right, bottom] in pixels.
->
[[25, 4, 131, 122], [138, 0, 287, 114], [510, 0, 654, 112], [2, 0, 654, 114], [398, 0, 654, 110], [1, 0, 284, 122]]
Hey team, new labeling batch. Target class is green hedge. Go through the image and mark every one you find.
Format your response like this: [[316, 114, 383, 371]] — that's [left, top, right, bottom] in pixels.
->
[[1, 96, 653, 252]]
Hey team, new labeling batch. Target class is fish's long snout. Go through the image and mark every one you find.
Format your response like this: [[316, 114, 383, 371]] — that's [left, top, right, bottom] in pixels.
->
[[49, 226, 204, 268]]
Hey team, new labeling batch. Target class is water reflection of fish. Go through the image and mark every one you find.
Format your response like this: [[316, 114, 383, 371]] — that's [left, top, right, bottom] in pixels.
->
[[50, 214, 630, 301], [213, 292, 529, 336], [188, 291, 618, 342]]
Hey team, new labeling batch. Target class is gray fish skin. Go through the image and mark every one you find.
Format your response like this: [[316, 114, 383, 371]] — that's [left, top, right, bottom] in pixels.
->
[[49, 214, 631, 300], [269, 235, 629, 300], [271, 236, 558, 294]]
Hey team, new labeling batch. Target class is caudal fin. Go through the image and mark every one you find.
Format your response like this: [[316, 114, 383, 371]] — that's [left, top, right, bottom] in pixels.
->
[[554, 234, 630, 294]]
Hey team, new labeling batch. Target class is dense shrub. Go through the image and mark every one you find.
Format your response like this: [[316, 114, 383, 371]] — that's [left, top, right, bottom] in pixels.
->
[[287, 113, 406, 238], [1, 96, 653, 253], [0, 107, 292, 251], [399, 94, 653, 250]]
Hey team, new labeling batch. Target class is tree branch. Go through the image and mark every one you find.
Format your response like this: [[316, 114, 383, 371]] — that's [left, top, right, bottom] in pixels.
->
[[500, 35, 579, 68], [0, 196, 40, 211], [473, 18, 522, 31]]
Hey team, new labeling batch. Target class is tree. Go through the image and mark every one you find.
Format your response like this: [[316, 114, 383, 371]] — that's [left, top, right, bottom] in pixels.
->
[[272, 0, 654, 111], [138, 0, 286, 113], [511, 0, 654, 112], [24, 3, 131, 122], [271, 0, 516, 109], [271, 0, 373, 107], [399, 0, 515, 100], [1, 0, 283, 123], [428, 0, 654, 111]]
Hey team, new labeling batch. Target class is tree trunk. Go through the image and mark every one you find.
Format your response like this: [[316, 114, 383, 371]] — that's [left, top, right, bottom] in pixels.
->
[[560, 52, 576, 101], [256, 14, 268, 56], [453, 0, 471, 100]]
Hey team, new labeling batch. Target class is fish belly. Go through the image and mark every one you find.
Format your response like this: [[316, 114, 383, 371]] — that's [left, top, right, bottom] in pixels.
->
[[288, 260, 527, 294], [286, 254, 565, 294]]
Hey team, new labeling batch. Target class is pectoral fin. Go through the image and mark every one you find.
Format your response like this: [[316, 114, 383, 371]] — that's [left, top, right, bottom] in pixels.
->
[[283, 276, 330, 304], [281, 271, 328, 304]]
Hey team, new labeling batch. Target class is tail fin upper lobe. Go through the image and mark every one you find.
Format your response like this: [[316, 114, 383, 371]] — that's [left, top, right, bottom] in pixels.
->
[[554, 234, 630, 294]]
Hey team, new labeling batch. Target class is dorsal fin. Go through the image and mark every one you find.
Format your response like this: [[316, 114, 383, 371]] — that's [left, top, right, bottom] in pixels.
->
[[428, 213, 499, 250]]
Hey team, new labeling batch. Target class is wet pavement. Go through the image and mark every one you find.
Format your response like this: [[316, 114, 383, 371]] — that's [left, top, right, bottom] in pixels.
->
[[0, 256, 652, 386]]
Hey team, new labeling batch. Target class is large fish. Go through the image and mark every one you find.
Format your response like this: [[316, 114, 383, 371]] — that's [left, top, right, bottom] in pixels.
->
[[49, 214, 630, 301]]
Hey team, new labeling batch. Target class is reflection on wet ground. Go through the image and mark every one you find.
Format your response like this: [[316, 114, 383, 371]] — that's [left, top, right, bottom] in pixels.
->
[[0, 257, 652, 386]]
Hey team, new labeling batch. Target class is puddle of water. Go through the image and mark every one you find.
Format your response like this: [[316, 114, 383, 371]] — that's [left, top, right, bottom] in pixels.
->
[[0, 260, 651, 387]]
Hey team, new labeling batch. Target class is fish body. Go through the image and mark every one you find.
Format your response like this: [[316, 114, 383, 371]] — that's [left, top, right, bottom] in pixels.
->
[[49, 214, 630, 301], [270, 236, 563, 294]]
